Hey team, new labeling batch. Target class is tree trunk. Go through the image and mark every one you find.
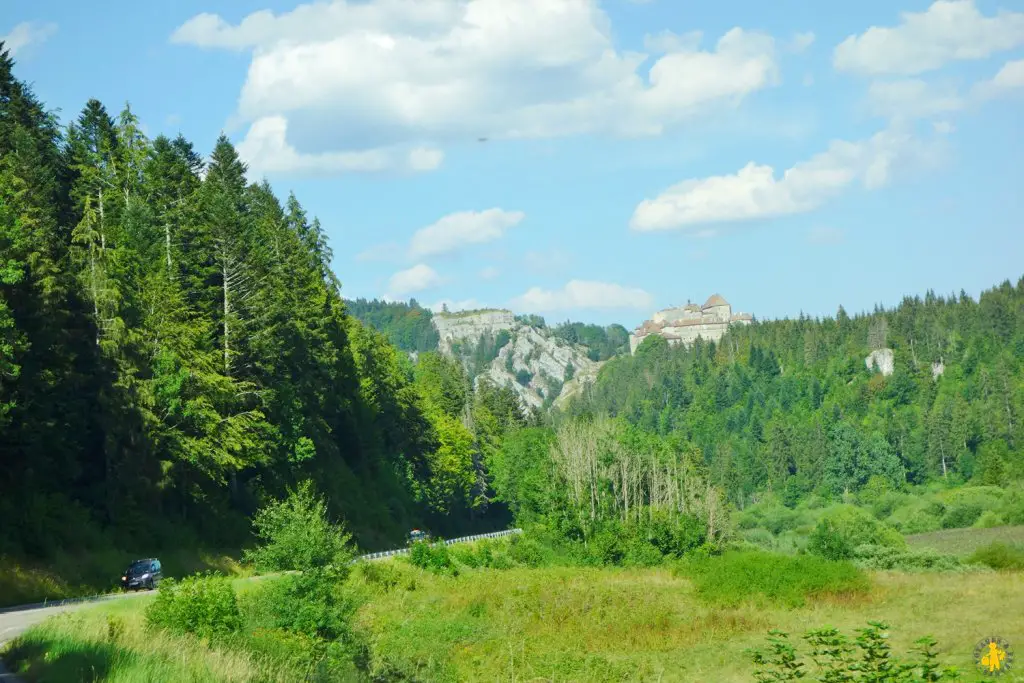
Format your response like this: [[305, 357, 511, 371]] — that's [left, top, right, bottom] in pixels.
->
[[223, 258, 231, 375]]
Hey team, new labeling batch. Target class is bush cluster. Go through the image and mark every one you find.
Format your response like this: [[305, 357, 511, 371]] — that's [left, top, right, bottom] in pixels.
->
[[967, 541, 1024, 570], [749, 621, 961, 681], [408, 540, 458, 575], [145, 573, 242, 640], [807, 505, 905, 560], [675, 550, 869, 608], [849, 544, 963, 571]]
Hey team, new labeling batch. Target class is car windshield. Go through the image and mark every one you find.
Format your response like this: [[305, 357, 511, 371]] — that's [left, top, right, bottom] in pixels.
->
[[126, 561, 151, 576]]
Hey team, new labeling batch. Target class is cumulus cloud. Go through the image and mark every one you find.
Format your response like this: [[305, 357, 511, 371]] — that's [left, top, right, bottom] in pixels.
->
[[867, 79, 964, 122], [236, 115, 443, 175], [1, 21, 58, 56], [630, 128, 941, 231], [479, 265, 500, 280], [834, 0, 1024, 76], [171, 0, 779, 174], [972, 59, 1024, 100], [408, 209, 525, 260], [510, 280, 653, 312], [386, 263, 442, 297]]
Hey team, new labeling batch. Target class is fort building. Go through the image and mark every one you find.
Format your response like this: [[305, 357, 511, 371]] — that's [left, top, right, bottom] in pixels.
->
[[628, 294, 752, 354]]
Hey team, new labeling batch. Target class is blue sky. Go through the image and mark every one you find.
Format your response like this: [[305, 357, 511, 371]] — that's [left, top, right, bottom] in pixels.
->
[[3, 0, 1023, 327]]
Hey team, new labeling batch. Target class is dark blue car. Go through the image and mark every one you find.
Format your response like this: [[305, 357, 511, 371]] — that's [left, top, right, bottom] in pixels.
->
[[121, 558, 162, 590]]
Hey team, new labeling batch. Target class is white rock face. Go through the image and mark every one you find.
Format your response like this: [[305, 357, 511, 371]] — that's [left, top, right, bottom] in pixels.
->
[[432, 309, 600, 412], [865, 348, 895, 377], [931, 360, 945, 380], [433, 309, 516, 354]]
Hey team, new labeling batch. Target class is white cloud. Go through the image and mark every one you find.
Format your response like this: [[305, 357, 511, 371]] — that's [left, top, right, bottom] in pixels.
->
[[386, 263, 442, 296], [408, 208, 525, 260], [972, 59, 1024, 100], [172, 0, 778, 174], [429, 298, 482, 312], [1, 21, 58, 56], [933, 120, 956, 134], [808, 225, 844, 245], [630, 128, 941, 231], [834, 0, 1024, 76], [867, 79, 964, 122], [236, 115, 443, 176], [510, 280, 653, 312], [479, 265, 500, 280]]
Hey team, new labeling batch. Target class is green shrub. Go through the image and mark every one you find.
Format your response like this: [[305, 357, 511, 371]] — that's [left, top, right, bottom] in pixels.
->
[[622, 538, 664, 567], [808, 505, 905, 560], [967, 542, 1024, 570], [741, 527, 776, 550], [941, 503, 983, 529], [355, 560, 417, 592], [973, 510, 1005, 528], [146, 573, 242, 639], [508, 536, 548, 567], [1001, 490, 1024, 525], [749, 621, 961, 681], [587, 527, 626, 566], [408, 541, 457, 575], [243, 481, 353, 574], [244, 570, 355, 642], [675, 550, 869, 608], [850, 544, 962, 571]]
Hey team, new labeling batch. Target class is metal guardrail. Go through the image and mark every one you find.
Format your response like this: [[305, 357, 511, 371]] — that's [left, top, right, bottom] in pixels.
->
[[354, 528, 523, 562]]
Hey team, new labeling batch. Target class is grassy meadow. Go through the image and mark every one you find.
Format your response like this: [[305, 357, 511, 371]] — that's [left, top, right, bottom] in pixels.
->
[[5, 548, 1024, 682]]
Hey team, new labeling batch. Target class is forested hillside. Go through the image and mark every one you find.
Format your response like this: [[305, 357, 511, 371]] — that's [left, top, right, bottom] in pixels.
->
[[558, 283, 1024, 509], [0, 47, 519, 561], [344, 298, 438, 353]]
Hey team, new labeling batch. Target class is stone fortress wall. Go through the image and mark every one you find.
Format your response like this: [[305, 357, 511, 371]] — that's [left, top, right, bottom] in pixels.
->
[[629, 294, 753, 354]]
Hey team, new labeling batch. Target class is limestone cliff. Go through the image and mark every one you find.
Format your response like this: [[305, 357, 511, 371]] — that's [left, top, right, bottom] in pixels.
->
[[431, 309, 600, 412]]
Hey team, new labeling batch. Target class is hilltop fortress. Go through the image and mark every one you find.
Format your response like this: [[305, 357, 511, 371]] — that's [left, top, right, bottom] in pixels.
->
[[629, 294, 753, 354]]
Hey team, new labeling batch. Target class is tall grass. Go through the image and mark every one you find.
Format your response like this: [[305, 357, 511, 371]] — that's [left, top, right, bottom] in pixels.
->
[[674, 550, 870, 608], [2, 602, 302, 683]]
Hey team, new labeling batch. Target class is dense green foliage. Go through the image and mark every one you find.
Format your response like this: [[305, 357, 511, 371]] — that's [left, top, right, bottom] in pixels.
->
[[344, 297, 438, 353], [967, 541, 1024, 570], [750, 622, 961, 681], [146, 574, 242, 640], [0, 48, 523, 568], [676, 550, 869, 607], [243, 482, 353, 573], [551, 320, 630, 361]]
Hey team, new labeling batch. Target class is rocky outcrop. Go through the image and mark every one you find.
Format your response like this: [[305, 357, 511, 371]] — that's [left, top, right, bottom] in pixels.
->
[[433, 309, 516, 354], [865, 348, 895, 377], [431, 309, 600, 412], [931, 360, 945, 381]]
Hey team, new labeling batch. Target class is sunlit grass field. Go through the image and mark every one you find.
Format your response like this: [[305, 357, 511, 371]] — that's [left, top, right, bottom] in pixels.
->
[[7, 560, 1021, 682]]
